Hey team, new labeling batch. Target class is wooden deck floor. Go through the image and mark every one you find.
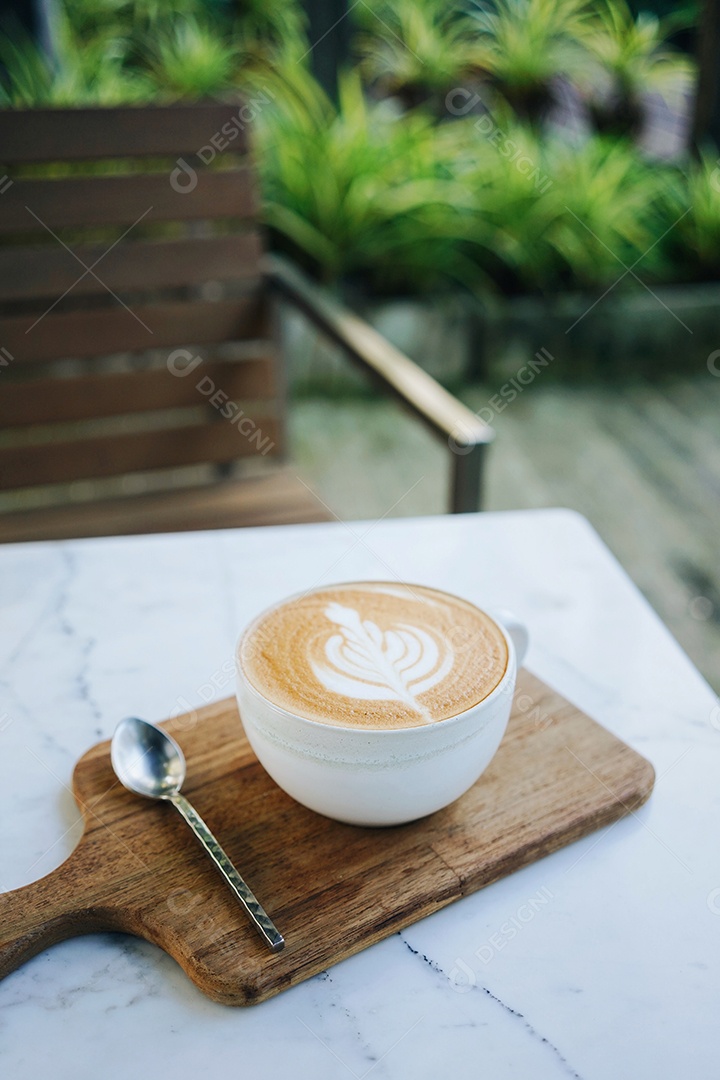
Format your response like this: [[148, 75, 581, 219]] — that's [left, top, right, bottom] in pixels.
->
[[292, 375, 720, 693]]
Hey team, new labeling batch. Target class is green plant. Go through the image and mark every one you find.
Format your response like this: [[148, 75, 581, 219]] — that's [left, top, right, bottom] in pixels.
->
[[433, 115, 554, 292], [355, 0, 484, 110], [231, 0, 306, 50], [579, 0, 695, 137], [450, 122, 674, 293], [0, 0, 307, 106], [539, 136, 670, 289], [62, 0, 205, 37], [144, 15, 238, 99], [467, 0, 592, 122], [253, 61, 683, 296], [253, 66, 490, 294], [0, 11, 149, 105], [659, 152, 720, 281]]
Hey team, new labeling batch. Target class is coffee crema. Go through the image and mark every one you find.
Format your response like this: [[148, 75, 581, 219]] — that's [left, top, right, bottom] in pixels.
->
[[238, 582, 508, 730]]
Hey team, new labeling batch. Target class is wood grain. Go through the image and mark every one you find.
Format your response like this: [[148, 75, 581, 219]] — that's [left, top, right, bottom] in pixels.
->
[[0, 170, 257, 236], [0, 672, 654, 1005], [0, 415, 281, 489], [0, 358, 276, 428], [0, 472, 332, 543], [0, 234, 263, 300], [2, 295, 266, 363], [0, 104, 250, 162]]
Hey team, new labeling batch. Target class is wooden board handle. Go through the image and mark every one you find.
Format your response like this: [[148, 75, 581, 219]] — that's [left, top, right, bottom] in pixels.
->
[[0, 853, 112, 980]]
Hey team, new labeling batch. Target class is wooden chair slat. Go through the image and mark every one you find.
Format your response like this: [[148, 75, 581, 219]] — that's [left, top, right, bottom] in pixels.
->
[[0, 472, 331, 543], [0, 105, 251, 162], [0, 417, 281, 490], [0, 170, 258, 236], [2, 296, 266, 363], [0, 234, 263, 301], [0, 358, 276, 427]]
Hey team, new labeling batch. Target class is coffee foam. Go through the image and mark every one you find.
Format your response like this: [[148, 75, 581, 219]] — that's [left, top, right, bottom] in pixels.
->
[[239, 582, 508, 730]]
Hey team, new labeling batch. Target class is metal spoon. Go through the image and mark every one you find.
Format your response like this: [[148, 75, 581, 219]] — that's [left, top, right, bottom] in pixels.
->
[[111, 716, 284, 953]]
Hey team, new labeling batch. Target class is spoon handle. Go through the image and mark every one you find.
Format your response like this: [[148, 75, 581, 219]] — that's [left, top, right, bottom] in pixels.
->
[[169, 792, 284, 953]]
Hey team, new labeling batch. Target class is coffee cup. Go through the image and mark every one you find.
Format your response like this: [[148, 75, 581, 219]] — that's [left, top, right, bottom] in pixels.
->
[[235, 582, 528, 826]]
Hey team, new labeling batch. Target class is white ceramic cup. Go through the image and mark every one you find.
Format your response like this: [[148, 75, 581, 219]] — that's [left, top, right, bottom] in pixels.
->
[[235, 587, 528, 827]]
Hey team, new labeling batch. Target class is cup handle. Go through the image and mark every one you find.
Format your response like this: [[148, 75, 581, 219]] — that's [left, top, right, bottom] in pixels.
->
[[494, 610, 529, 667]]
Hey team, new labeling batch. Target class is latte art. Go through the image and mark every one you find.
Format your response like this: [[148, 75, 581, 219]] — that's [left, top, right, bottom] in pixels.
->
[[239, 583, 508, 730], [312, 602, 454, 721]]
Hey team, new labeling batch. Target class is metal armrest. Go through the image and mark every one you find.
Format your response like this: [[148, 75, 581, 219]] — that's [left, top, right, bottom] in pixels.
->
[[264, 255, 493, 513]]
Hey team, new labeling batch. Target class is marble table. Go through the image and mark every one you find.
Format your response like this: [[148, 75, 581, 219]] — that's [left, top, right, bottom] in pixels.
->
[[0, 509, 716, 1079]]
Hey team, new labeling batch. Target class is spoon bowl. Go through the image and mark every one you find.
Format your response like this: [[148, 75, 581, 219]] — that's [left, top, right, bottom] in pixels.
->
[[111, 716, 186, 799]]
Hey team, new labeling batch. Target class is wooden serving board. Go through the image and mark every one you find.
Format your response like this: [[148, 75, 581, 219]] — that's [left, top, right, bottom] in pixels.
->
[[0, 672, 654, 1005]]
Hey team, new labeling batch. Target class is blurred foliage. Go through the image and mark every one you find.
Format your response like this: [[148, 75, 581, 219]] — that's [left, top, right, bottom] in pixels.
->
[[144, 16, 238, 99], [252, 66, 488, 293], [0, 8, 150, 104], [355, 0, 485, 110], [0, 0, 716, 301], [358, 0, 695, 133], [466, 0, 592, 121], [253, 68, 681, 297], [538, 136, 668, 286], [577, 0, 695, 135], [659, 152, 720, 281], [0, 0, 307, 104]]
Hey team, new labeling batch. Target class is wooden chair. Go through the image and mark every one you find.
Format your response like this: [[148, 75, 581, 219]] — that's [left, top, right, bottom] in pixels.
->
[[0, 104, 492, 543]]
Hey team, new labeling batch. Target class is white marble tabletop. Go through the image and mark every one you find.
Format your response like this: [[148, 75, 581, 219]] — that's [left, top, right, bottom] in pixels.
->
[[0, 509, 716, 1079]]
